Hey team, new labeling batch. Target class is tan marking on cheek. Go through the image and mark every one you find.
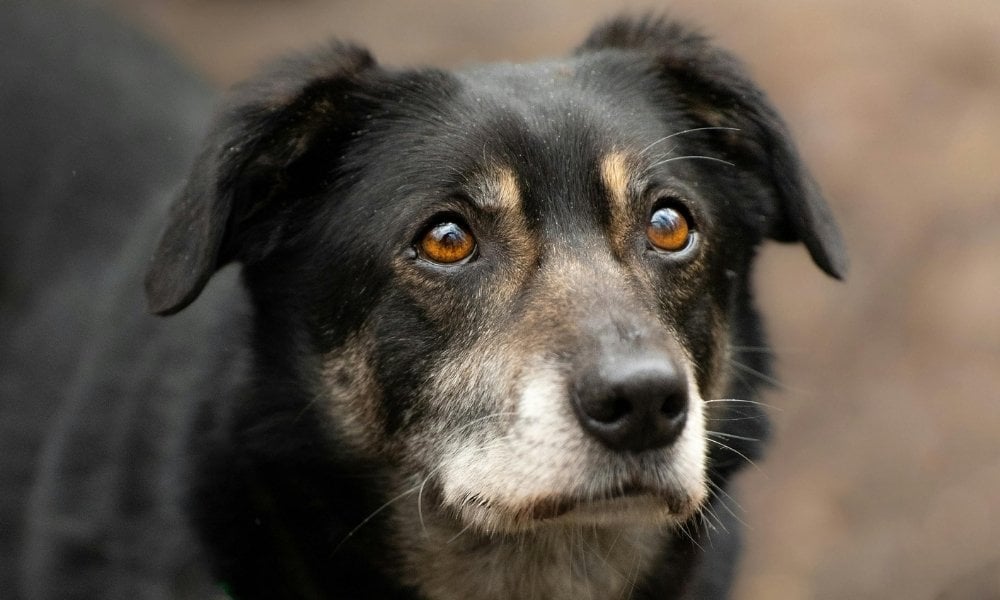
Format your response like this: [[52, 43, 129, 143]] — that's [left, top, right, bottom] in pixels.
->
[[320, 328, 386, 453], [426, 329, 525, 422]]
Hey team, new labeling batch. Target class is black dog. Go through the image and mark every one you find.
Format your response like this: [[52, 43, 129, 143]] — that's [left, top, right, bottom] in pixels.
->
[[1, 3, 846, 599]]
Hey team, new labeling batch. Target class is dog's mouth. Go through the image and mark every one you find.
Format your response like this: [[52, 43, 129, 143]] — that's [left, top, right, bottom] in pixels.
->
[[525, 484, 695, 524], [427, 362, 709, 534], [448, 479, 703, 533]]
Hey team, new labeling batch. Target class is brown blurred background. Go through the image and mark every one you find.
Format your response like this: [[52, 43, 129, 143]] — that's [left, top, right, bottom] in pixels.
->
[[102, 1, 1000, 597]]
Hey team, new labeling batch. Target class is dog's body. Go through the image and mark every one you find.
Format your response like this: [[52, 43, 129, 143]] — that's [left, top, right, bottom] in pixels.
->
[[1, 3, 845, 599]]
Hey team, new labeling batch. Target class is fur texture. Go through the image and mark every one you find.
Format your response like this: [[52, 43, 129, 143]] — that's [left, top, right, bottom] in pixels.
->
[[1, 3, 845, 599]]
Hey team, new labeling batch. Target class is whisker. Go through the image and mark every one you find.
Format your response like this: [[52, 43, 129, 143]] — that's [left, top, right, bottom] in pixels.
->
[[445, 521, 476, 544], [293, 391, 323, 424], [703, 398, 778, 410], [449, 411, 516, 438], [647, 155, 735, 169], [638, 126, 741, 157], [417, 465, 442, 537], [705, 415, 766, 422], [698, 510, 718, 535], [621, 534, 643, 600], [694, 513, 715, 549], [701, 505, 728, 535], [605, 528, 624, 558], [577, 531, 637, 591], [642, 141, 678, 159], [706, 429, 761, 443], [706, 438, 764, 474], [675, 522, 705, 553], [334, 482, 422, 553], [726, 357, 790, 389], [706, 480, 748, 528]]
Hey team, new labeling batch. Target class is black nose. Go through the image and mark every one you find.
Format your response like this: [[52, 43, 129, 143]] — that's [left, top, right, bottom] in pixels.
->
[[572, 359, 689, 453]]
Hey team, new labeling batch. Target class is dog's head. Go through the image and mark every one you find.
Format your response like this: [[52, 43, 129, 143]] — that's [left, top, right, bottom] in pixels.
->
[[146, 17, 845, 535]]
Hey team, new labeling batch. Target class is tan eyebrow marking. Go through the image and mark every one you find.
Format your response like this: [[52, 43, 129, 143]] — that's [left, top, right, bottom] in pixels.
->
[[599, 151, 637, 254], [600, 151, 633, 213], [477, 166, 522, 212]]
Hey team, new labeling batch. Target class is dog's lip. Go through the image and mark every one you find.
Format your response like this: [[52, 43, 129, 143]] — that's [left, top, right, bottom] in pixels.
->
[[528, 485, 678, 521]]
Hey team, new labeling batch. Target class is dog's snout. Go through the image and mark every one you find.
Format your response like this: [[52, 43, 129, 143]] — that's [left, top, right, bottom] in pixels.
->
[[572, 359, 688, 453]]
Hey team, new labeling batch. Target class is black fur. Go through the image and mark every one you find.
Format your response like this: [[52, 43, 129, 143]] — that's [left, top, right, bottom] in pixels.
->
[[1, 4, 845, 599]]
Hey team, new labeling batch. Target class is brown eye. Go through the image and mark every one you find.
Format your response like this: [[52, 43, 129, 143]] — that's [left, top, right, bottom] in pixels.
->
[[418, 221, 476, 264], [646, 205, 692, 252]]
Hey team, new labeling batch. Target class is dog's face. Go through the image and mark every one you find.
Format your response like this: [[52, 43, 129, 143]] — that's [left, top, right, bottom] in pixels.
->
[[147, 19, 845, 536]]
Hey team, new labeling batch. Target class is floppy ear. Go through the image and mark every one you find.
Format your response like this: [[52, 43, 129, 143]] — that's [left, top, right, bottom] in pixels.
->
[[579, 16, 848, 279], [145, 43, 376, 315]]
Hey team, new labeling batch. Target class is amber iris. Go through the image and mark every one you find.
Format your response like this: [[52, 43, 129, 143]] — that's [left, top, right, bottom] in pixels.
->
[[419, 221, 476, 264], [646, 206, 691, 252]]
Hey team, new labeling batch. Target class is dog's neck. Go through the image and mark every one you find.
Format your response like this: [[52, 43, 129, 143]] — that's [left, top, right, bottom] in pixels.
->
[[393, 506, 669, 600]]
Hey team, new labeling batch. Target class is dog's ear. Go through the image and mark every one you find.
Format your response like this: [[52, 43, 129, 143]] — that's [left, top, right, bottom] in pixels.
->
[[145, 43, 376, 315], [579, 16, 848, 279]]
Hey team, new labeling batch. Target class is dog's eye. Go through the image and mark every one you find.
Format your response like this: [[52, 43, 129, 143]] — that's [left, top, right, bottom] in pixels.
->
[[647, 205, 693, 252], [418, 221, 476, 264]]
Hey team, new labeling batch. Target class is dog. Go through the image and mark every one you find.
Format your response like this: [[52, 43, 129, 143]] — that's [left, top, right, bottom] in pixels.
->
[[1, 2, 846, 599]]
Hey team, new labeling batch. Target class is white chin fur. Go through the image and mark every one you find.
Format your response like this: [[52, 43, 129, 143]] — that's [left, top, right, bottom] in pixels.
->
[[436, 360, 708, 534]]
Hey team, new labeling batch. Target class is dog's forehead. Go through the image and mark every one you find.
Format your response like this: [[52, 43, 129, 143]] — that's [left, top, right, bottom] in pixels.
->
[[450, 57, 658, 158], [360, 56, 671, 229]]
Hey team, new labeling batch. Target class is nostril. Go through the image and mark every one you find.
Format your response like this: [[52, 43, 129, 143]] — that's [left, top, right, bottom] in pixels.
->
[[660, 392, 687, 421], [603, 395, 631, 423], [579, 393, 631, 423]]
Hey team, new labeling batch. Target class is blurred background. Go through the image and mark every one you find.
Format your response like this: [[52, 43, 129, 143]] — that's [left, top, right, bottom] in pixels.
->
[[95, 1, 1000, 597]]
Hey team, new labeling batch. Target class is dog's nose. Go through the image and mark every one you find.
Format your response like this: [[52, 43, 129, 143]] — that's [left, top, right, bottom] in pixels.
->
[[572, 360, 688, 452]]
